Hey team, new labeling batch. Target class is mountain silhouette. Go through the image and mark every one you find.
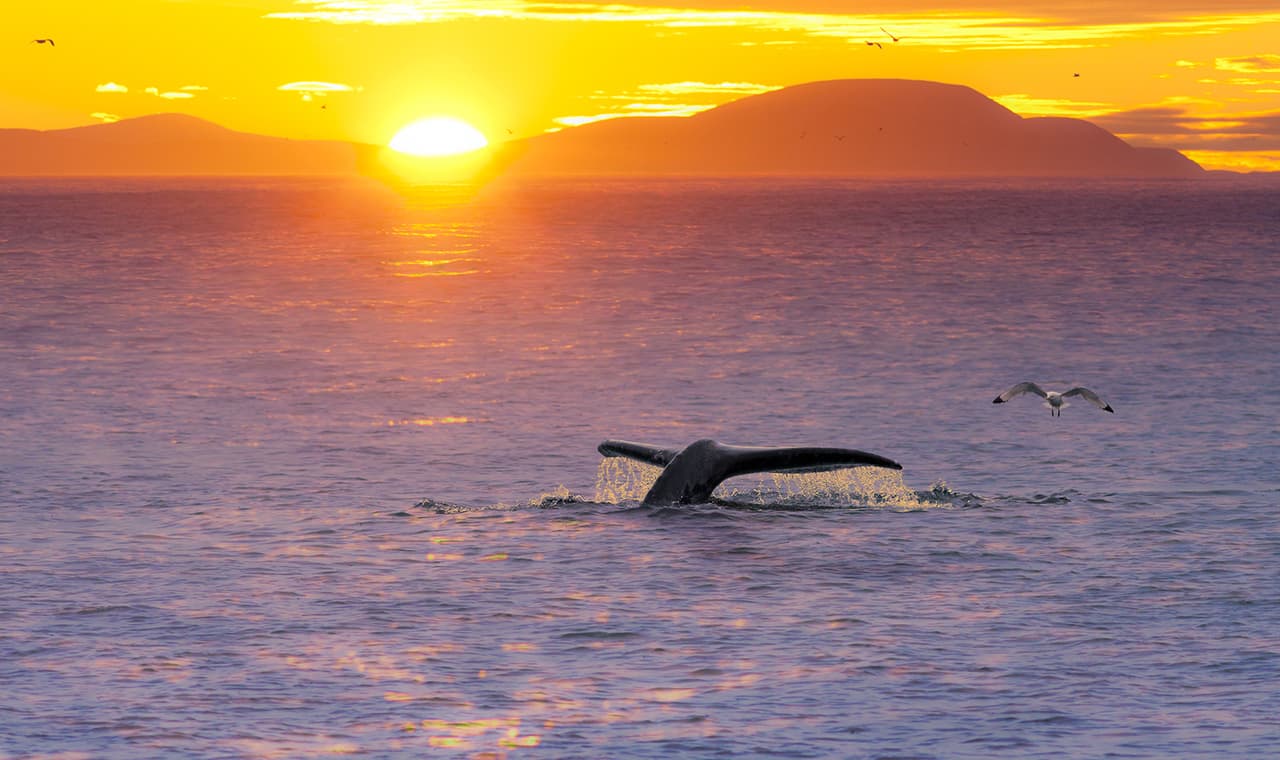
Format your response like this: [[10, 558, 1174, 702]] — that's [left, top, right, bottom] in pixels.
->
[[0, 81, 1203, 178], [509, 79, 1203, 178], [0, 114, 359, 175]]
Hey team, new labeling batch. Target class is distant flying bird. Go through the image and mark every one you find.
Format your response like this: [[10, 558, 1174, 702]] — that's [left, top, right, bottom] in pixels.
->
[[881, 27, 900, 42], [31, 38, 55, 47], [834, 135, 846, 141], [865, 41, 883, 49], [1073, 72, 1081, 77], [993, 382, 1114, 416]]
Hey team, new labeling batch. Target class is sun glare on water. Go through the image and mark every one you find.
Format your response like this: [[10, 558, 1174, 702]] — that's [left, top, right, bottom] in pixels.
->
[[390, 117, 489, 157]]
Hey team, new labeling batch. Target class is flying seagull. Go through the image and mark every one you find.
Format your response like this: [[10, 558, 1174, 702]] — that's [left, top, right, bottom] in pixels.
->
[[881, 27, 900, 42], [992, 382, 1114, 416], [865, 41, 883, 49], [31, 38, 55, 47]]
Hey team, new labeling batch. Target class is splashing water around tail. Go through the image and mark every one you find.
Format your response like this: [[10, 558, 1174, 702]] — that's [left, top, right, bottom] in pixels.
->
[[594, 458, 953, 510], [594, 457, 660, 504]]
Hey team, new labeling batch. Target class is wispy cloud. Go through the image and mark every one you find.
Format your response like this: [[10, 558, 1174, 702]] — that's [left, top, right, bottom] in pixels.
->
[[141, 86, 196, 100], [277, 81, 355, 93], [553, 104, 712, 127], [1215, 54, 1280, 73], [265, 2, 1280, 51], [90, 112, 120, 123], [992, 94, 1114, 118], [95, 82, 128, 93], [1094, 103, 1280, 151], [278, 81, 357, 102], [637, 81, 780, 96], [552, 80, 776, 129], [179, 85, 209, 92]]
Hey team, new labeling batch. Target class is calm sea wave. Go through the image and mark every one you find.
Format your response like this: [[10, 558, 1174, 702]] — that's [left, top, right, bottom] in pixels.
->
[[1, 176, 1277, 758]]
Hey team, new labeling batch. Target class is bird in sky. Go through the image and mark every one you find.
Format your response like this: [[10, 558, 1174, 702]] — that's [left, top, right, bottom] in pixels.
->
[[866, 41, 882, 49], [993, 382, 1114, 416], [881, 27, 900, 42], [31, 38, 55, 47]]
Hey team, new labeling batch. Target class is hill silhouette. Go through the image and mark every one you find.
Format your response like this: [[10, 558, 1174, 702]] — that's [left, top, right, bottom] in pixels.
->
[[510, 79, 1203, 178], [0, 114, 359, 175], [0, 81, 1203, 178]]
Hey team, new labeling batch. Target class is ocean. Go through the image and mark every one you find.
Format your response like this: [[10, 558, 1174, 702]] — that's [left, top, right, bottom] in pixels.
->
[[1, 176, 1277, 758]]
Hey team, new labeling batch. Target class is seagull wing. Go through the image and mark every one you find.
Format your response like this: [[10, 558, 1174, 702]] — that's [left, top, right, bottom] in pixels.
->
[[993, 381, 1047, 403], [1063, 387, 1114, 412]]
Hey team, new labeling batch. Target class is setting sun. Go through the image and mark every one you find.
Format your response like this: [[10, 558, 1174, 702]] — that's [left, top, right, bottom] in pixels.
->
[[389, 117, 488, 157]]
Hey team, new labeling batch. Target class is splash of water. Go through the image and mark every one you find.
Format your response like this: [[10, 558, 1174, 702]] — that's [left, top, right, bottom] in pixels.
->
[[593, 458, 659, 504], [593, 458, 954, 510]]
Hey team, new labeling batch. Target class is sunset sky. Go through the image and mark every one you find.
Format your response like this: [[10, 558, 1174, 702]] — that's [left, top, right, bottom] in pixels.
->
[[6, 1, 1279, 170]]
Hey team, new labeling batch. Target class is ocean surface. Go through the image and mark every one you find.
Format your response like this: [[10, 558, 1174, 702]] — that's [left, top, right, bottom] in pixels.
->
[[1, 176, 1277, 759]]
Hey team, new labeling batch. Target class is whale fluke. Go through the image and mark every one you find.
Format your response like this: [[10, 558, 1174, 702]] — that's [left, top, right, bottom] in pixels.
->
[[598, 438, 903, 506]]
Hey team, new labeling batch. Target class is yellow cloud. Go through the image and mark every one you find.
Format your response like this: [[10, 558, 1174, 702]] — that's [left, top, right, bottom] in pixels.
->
[[561, 81, 774, 127], [1182, 150, 1280, 172], [637, 81, 780, 96], [90, 112, 120, 123], [277, 81, 357, 102], [277, 81, 356, 93], [264, 2, 1280, 52], [991, 94, 1114, 118], [553, 113, 637, 127], [95, 82, 128, 93], [1215, 54, 1280, 73], [623, 102, 715, 115]]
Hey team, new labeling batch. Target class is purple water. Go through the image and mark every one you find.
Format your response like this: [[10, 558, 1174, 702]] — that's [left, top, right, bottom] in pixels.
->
[[2, 176, 1277, 758]]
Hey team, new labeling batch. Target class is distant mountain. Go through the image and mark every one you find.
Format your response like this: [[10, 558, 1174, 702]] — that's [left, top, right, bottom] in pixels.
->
[[509, 79, 1204, 179], [0, 114, 359, 175], [0, 81, 1205, 178]]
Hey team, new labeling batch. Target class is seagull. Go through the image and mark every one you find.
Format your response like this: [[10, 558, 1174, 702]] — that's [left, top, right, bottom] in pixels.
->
[[992, 382, 1114, 416], [881, 27, 900, 42], [865, 41, 882, 49], [31, 38, 55, 47]]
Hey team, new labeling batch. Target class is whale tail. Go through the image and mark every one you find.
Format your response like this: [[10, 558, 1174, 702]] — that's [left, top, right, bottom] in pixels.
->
[[597, 440, 681, 468], [599, 438, 902, 506]]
